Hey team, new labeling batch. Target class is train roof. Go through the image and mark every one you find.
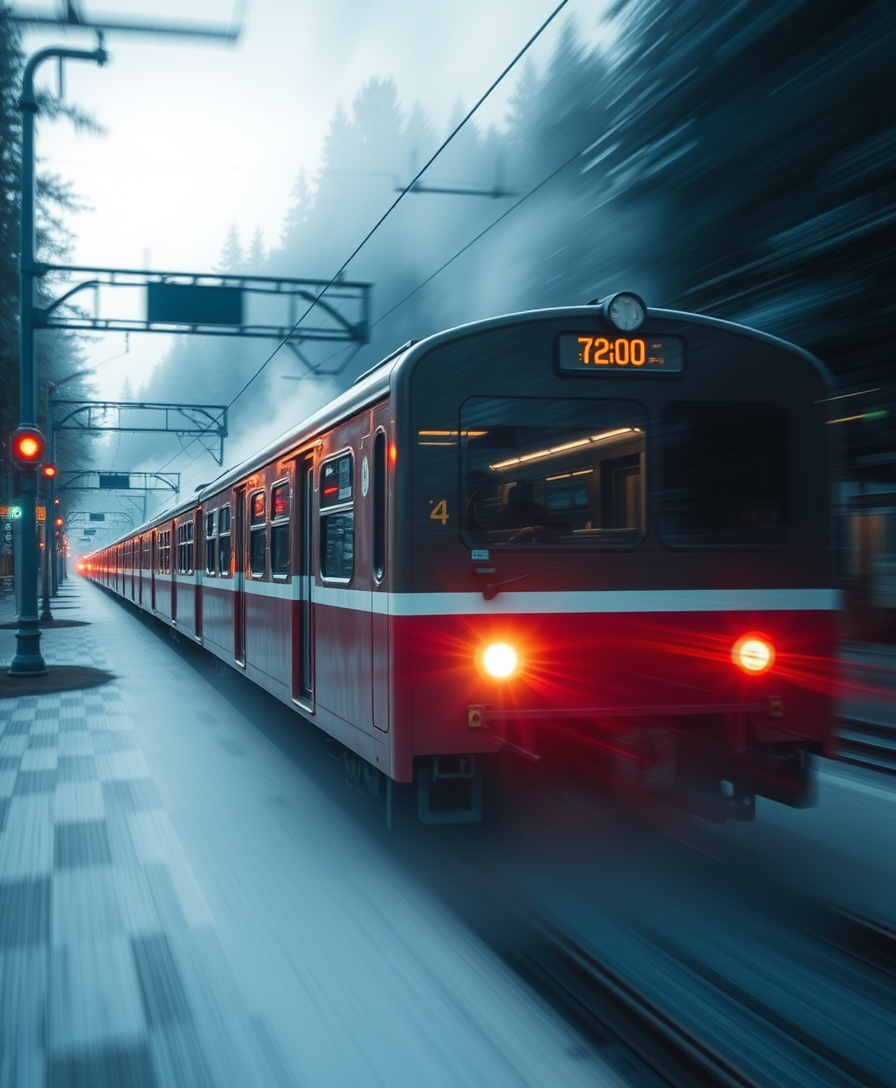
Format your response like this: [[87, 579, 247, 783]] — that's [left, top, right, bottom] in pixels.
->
[[88, 302, 832, 545]]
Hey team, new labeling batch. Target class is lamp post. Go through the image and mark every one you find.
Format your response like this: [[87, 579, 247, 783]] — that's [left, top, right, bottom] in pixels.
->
[[9, 37, 107, 675]]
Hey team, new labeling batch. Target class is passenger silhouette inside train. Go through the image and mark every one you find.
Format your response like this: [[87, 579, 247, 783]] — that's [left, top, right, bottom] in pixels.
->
[[498, 483, 571, 540]]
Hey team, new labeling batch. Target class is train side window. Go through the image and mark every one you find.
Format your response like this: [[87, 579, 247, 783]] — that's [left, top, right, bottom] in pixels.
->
[[271, 480, 290, 579], [250, 490, 266, 577], [176, 519, 194, 574], [158, 529, 171, 573], [218, 505, 232, 576], [373, 430, 386, 582], [204, 511, 217, 575], [320, 451, 354, 581]]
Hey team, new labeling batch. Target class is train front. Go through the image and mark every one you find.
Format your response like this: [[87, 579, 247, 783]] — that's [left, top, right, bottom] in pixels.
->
[[389, 298, 837, 823]]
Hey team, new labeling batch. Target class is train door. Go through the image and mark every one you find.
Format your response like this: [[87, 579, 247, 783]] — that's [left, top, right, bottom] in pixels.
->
[[194, 507, 203, 640], [234, 485, 247, 667], [293, 456, 314, 705], [170, 519, 178, 625], [370, 412, 390, 732], [150, 531, 157, 612]]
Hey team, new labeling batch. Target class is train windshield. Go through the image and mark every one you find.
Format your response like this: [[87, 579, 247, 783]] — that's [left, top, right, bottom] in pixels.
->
[[461, 397, 645, 547], [660, 402, 791, 547]]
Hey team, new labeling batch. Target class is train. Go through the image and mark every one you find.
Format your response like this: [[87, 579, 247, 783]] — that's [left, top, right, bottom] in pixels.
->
[[80, 293, 838, 824]]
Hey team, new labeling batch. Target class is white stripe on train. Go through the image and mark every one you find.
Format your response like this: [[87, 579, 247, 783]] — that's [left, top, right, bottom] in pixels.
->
[[185, 579, 837, 615]]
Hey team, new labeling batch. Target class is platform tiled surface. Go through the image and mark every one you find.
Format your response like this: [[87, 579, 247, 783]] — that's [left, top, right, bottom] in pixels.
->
[[0, 604, 290, 1088]]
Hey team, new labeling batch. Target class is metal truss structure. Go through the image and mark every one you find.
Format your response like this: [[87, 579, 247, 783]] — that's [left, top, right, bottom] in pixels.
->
[[59, 471, 181, 495], [52, 400, 228, 466], [34, 265, 371, 347]]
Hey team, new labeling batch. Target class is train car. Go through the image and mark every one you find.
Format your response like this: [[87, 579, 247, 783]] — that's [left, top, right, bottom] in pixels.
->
[[81, 293, 838, 823]]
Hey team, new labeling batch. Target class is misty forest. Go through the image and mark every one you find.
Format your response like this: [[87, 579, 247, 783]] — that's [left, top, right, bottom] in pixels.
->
[[0, 0, 892, 494]]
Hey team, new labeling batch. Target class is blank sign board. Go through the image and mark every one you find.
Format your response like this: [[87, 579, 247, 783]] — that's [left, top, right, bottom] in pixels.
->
[[146, 283, 243, 326]]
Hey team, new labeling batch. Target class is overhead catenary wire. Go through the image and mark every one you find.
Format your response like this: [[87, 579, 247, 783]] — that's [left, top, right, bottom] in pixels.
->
[[372, 147, 585, 329], [156, 0, 572, 476], [284, 141, 588, 381]]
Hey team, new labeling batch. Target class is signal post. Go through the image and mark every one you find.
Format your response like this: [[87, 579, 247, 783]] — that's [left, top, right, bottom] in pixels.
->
[[8, 428, 48, 673]]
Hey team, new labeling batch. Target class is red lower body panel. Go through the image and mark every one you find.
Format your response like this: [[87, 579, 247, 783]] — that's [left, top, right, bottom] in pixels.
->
[[388, 609, 836, 780]]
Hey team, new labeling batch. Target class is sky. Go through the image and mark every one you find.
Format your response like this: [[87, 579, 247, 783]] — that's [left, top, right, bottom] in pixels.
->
[[18, 0, 613, 400]]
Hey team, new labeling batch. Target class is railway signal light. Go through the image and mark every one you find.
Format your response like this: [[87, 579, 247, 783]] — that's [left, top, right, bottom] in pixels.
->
[[10, 425, 47, 466], [43, 463, 57, 478]]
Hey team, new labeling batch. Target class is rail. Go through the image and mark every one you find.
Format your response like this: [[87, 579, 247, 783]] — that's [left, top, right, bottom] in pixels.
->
[[836, 717, 896, 775]]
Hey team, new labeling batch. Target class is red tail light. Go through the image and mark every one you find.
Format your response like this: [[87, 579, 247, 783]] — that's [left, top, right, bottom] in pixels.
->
[[731, 634, 775, 675]]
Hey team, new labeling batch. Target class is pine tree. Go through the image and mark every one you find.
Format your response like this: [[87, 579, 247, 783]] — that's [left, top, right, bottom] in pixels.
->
[[216, 223, 244, 274], [247, 227, 265, 272]]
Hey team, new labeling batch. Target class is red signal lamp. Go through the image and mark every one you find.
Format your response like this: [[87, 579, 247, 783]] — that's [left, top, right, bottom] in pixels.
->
[[55, 516, 64, 527], [43, 463, 57, 478], [10, 426, 47, 466]]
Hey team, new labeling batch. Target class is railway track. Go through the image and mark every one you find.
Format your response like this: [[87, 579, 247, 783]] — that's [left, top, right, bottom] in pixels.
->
[[507, 913, 764, 1088], [377, 752, 896, 1088], [384, 804, 895, 1088], [837, 717, 896, 775], [501, 891, 894, 1088]]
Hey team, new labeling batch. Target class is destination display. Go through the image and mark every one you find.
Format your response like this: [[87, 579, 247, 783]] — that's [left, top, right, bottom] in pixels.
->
[[558, 333, 684, 373]]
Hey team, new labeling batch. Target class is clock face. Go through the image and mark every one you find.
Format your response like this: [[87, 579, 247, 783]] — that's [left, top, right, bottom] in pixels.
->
[[608, 294, 645, 331]]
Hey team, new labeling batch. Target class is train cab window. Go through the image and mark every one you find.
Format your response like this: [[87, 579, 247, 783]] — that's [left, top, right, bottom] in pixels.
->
[[218, 505, 232, 576], [660, 403, 791, 547], [320, 452, 354, 581], [271, 481, 290, 579], [176, 520, 194, 574], [461, 397, 646, 547], [249, 491, 266, 577], [204, 511, 217, 575]]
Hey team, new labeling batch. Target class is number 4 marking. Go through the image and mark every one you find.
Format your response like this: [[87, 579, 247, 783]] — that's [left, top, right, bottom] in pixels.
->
[[429, 499, 448, 525]]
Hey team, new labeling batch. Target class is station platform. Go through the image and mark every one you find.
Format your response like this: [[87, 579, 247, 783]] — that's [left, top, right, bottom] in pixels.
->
[[0, 580, 616, 1088]]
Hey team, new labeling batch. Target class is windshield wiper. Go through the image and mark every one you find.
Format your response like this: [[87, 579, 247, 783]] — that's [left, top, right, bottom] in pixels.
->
[[482, 573, 530, 601]]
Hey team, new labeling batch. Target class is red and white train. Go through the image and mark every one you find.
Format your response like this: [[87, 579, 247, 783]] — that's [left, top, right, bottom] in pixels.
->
[[81, 294, 838, 823]]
